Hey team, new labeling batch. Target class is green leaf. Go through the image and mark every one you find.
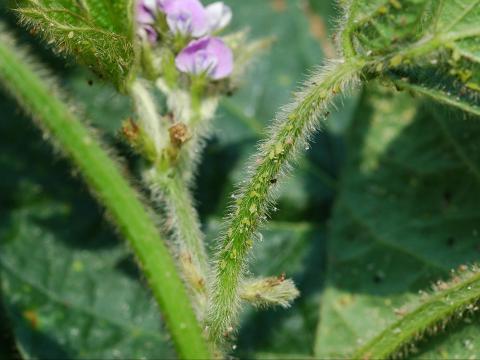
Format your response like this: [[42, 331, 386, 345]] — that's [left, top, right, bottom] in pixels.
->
[[15, 0, 135, 89], [342, 0, 480, 115], [315, 84, 480, 359]]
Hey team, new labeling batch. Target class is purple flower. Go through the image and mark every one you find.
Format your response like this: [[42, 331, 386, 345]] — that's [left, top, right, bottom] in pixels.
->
[[175, 37, 233, 80], [161, 0, 209, 37], [205, 2, 232, 33], [136, 0, 233, 46]]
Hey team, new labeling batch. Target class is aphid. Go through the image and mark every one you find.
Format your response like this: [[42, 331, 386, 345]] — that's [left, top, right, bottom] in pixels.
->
[[389, 54, 403, 68], [389, 0, 402, 10]]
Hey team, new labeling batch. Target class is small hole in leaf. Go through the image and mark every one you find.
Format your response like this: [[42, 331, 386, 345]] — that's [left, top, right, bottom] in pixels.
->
[[373, 272, 385, 284], [443, 190, 453, 206], [447, 237, 455, 247]]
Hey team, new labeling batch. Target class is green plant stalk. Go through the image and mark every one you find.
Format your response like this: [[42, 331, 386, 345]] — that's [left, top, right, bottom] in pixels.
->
[[207, 59, 365, 343], [0, 36, 211, 359], [339, 0, 358, 59], [353, 271, 480, 359], [147, 169, 209, 316], [132, 81, 213, 314], [180, 101, 218, 184]]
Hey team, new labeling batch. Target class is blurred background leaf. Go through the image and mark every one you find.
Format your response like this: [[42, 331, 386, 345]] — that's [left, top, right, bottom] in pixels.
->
[[315, 85, 480, 359]]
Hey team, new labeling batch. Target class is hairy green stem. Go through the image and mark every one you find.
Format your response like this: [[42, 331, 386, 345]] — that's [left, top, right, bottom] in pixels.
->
[[0, 34, 211, 359], [207, 59, 365, 343], [340, 5, 357, 59], [131, 80, 168, 154], [353, 270, 480, 359], [131, 79, 213, 316], [146, 169, 210, 316]]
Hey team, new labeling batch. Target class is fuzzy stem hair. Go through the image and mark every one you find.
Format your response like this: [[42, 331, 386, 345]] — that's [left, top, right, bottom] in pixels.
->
[[207, 58, 365, 343], [353, 267, 480, 359], [145, 168, 210, 317], [130, 79, 216, 317], [0, 30, 211, 359]]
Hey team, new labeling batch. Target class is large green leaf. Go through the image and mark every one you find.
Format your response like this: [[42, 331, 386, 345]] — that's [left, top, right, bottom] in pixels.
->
[[343, 0, 480, 115], [315, 85, 480, 359], [14, 0, 135, 89]]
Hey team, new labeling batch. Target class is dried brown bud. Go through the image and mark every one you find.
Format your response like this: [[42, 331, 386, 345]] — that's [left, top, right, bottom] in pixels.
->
[[169, 122, 191, 148], [121, 118, 140, 143]]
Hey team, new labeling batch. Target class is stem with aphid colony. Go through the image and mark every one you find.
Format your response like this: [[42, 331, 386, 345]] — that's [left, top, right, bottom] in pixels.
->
[[207, 58, 365, 343]]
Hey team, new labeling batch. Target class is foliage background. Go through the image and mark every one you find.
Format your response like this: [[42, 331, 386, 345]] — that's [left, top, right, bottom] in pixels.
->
[[1, 0, 479, 359]]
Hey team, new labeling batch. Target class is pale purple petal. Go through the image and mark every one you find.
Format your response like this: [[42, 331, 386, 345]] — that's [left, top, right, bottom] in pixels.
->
[[136, 0, 157, 24], [139, 24, 158, 43], [175, 37, 233, 80], [161, 0, 209, 37], [157, 0, 173, 10], [205, 2, 232, 32]]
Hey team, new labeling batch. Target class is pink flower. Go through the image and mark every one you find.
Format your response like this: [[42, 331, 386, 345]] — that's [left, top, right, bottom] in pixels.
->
[[175, 37, 233, 80], [161, 0, 209, 37], [158, 0, 232, 37]]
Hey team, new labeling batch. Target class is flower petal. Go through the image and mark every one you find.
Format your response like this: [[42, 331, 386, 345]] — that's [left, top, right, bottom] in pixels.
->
[[205, 2, 232, 32], [136, 0, 157, 24], [175, 37, 233, 80], [162, 0, 209, 37]]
